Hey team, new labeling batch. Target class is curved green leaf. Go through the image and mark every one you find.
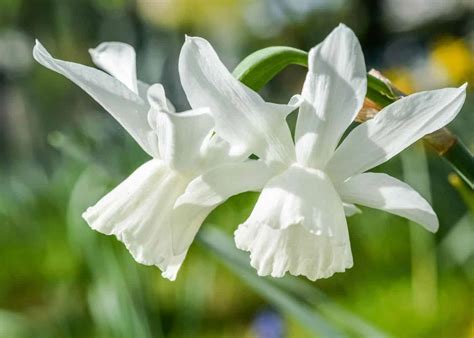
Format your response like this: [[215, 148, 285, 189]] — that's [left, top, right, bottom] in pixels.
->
[[233, 46, 308, 91]]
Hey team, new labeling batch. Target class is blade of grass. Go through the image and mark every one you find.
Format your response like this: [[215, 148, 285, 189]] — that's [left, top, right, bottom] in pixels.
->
[[401, 143, 438, 318]]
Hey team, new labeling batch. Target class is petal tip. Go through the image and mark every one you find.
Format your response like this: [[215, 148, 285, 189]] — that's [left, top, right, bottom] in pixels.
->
[[337, 22, 349, 30], [335, 22, 354, 35], [81, 208, 91, 222], [427, 217, 439, 233], [88, 47, 97, 58], [161, 271, 177, 281], [184, 35, 197, 44], [32, 39, 47, 58], [183, 35, 208, 50]]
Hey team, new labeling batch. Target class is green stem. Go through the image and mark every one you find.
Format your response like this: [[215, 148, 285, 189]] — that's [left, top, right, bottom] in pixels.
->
[[234, 47, 474, 189], [443, 138, 474, 189]]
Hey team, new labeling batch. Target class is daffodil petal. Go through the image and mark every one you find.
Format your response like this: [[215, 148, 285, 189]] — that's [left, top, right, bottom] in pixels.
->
[[147, 84, 215, 172], [171, 160, 274, 255], [89, 42, 138, 93], [235, 223, 353, 281], [199, 133, 245, 169], [33, 40, 158, 157], [326, 84, 467, 182], [243, 164, 348, 237], [343, 203, 362, 217], [337, 172, 439, 232], [138, 81, 176, 114], [145, 83, 176, 114], [179, 36, 297, 165], [295, 24, 366, 168], [82, 160, 189, 280]]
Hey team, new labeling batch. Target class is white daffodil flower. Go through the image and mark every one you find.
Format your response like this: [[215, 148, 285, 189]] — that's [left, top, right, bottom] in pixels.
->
[[179, 24, 467, 281], [33, 41, 277, 280]]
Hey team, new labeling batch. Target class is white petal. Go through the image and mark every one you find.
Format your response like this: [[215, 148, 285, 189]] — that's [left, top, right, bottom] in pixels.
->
[[199, 133, 246, 169], [295, 24, 366, 168], [235, 223, 353, 281], [137, 80, 176, 114], [171, 160, 274, 254], [344, 203, 362, 217], [160, 253, 187, 281], [82, 160, 189, 280], [147, 84, 214, 173], [244, 164, 347, 237], [145, 82, 176, 114], [179, 36, 297, 165], [326, 84, 467, 182], [336, 172, 439, 232], [89, 42, 138, 93], [33, 40, 158, 157]]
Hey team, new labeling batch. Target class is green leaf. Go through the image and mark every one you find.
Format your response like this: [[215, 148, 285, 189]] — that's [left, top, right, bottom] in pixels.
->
[[232, 46, 308, 91], [444, 140, 474, 190], [366, 74, 400, 107]]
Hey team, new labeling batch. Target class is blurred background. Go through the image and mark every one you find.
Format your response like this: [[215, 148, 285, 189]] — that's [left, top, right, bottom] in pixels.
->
[[0, 0, 473, 337]]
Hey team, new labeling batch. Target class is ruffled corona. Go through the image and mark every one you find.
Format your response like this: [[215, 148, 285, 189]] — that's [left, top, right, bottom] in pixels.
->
[[82, 160, 188, 279], [234, 164, 352, 279], [235, 222, 352, 280]]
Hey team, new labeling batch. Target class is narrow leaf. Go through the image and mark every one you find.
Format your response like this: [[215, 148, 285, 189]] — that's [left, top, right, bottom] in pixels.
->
[[233, 46, 307, 91]]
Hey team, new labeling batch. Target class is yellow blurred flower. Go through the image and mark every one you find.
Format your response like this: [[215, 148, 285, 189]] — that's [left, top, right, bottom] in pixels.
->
[[430, 37, 474, 85], [383, 67, 415, 94]]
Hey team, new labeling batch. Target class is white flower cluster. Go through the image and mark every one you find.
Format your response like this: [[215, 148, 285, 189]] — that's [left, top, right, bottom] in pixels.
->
[[33, 24, 466, 281]]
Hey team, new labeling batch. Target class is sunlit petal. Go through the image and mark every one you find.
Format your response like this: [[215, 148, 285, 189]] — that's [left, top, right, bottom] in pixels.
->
[[295, 24, 366, 168], [337, 172, 439, 232], [82, 160, 188, 280], [171, 160, 274, 254], [89, 42, 138, 93], [33, 40, 158, 157], [343, 203, 362, 217], [147, 84, 215, 172], [179, 36, 298, 165], [326, 84, 467, 182]]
